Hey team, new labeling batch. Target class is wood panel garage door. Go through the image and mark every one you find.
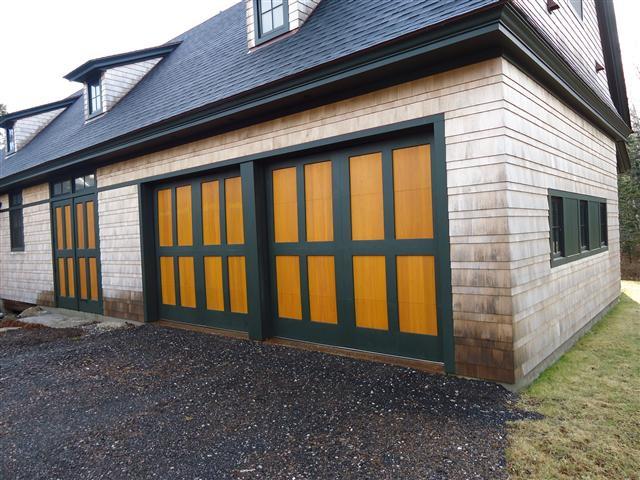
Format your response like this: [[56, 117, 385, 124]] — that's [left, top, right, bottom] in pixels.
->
[[153, 171, 249, 331], [266, 135, 446, 362]]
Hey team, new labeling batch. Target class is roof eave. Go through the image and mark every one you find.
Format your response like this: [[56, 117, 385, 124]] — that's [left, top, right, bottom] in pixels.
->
[[63, 41, 181, 82], [0, 95, 80, 128]]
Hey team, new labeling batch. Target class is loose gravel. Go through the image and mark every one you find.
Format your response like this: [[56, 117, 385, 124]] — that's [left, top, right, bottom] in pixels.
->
[[0, 325, 534, 479]]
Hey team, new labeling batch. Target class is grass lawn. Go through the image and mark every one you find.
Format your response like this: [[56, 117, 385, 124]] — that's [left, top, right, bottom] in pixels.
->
[[508, 281, 640, 479]]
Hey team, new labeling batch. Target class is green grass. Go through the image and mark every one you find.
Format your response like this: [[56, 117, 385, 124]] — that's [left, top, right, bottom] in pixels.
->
[[508, 281, 640, 480]]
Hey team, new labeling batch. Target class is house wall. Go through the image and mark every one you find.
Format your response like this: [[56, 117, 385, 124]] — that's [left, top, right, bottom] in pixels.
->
[[500, 59, 619, 382], [97, 57, 515, 380], [98, 185, 144, 321], [0, 184, 54, 307], [0, 57, 620, 384], [513, 0, 613, 108]]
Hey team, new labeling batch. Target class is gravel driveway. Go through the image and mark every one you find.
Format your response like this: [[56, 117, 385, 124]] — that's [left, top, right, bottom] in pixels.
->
[[0, 325, 531, 479]]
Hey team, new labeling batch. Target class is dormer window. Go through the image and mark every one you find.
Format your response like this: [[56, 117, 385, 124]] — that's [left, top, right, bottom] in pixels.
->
[[256, 0, 288, 41], [6, 125, 16, 154], [88, 75, 103, 116]]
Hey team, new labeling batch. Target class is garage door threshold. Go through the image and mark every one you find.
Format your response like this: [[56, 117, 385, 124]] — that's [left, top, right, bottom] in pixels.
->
[[154, 319, 444, 375]]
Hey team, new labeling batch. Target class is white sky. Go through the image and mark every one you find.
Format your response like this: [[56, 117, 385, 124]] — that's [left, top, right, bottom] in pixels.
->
[[0, 0, 639, 114]]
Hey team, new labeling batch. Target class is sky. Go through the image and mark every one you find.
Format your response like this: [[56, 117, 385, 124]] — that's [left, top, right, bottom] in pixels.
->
[[0, 0, 639, 115]]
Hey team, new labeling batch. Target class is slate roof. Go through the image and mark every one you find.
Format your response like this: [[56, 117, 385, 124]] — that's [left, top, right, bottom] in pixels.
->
[[1, 0, 502, 181]]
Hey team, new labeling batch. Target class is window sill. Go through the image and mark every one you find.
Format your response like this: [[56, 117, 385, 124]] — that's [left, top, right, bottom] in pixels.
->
[[550, 246, 608, 268], [254, 25, 290, 47]]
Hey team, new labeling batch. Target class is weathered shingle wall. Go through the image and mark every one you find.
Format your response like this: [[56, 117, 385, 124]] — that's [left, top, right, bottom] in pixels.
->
[[98, 185, 144, 321], [501, 59, 619, 382], [0, 184, 54, 306]]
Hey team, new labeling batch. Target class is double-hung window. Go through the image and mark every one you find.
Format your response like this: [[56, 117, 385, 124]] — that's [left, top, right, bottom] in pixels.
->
[[6, 125, 16, 154], [256, 0, 288, 41], [9, 190, 24, 252], [88, 75, 103, 116]]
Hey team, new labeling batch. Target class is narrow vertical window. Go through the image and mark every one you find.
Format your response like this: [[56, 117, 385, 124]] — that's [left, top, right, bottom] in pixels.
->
[[6, 125, 16, 153], [579, 200, 589, 251], [9, 191, 24, 252], [550, 196, 564, 257], [257, 0, 287, 38], [600, 202, 608, 247], [88, 76, 103, 116]]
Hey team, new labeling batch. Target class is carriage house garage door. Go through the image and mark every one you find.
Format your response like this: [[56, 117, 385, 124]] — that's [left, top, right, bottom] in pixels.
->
[[152, 131, 450, 364]]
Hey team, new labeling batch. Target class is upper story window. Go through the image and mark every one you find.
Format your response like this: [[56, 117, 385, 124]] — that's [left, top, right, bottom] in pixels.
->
[[569, 0, 583, 19], [256, 0, 288, 40], [6, 125, 16, 154], [88, 76, 103, 116]]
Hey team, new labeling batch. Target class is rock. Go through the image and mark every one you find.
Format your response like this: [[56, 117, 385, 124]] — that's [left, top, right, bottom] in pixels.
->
[[18, 306, 47, 318]]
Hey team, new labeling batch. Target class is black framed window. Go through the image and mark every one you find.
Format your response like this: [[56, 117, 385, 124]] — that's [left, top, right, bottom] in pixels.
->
[[569, 0, 583, 18], [549, 190, 608, 267], [52, 174, 95, 198], [550, 196, 564, 257], [579, 200, 589, 251], [256, 0, 287, 39], [6, 125, 16, 154], [88, 76, 103, 116], [600, 203, 608, 247], [9, 191, 24, 252]]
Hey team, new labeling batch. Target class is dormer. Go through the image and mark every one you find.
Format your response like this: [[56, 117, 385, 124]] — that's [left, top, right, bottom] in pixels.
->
[[247, 0, 321, 48], [0, 96, 77, 155], [64, 42, 181, 121]]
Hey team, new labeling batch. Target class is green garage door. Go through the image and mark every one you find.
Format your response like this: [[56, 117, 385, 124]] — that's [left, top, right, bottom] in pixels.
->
[[153, 170, 250, 332], [266, 134, 446, 362]]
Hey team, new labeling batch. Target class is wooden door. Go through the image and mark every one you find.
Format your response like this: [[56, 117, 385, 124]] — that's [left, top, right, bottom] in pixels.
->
[[52, 194, 102, 313], [266, 135, 444, 362], [153, 172, 250, 331]]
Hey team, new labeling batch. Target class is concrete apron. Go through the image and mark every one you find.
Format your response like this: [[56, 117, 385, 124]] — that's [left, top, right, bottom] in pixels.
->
[[14, 306, 143, 331]]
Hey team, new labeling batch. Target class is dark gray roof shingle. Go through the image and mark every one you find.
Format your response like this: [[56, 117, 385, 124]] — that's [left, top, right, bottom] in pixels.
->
[[1, 0, 501, 180]]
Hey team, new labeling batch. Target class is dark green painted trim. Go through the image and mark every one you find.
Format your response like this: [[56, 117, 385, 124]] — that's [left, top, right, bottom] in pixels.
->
[[432, 117, 455, 374], [139, 183, 158, 323], [1, 2, 630, 192], [64, 42, 181, 82], [548, 189, 608, 268], [241, 161, 272, 340]]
